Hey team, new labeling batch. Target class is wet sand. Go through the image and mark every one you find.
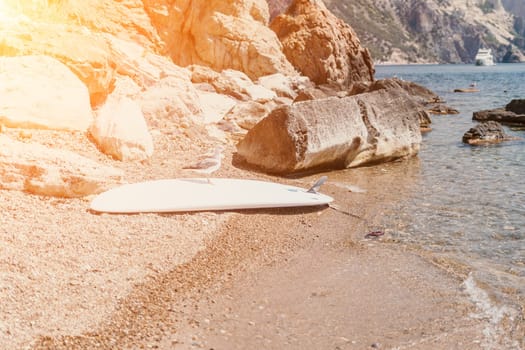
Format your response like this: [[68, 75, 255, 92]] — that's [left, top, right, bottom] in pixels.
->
[[0, 128, 520, 349]]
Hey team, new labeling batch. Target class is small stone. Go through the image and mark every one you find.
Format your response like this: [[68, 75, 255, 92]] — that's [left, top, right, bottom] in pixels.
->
[[18, 130, 32, 140]]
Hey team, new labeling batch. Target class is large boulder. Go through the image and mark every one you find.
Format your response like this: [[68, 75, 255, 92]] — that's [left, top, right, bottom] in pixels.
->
[[0, 55, 93, 131], [0, 21, 115, 107], [160, 0, 296, 80], [0, 135, 123, 198], [225, 100, 275, 130], [90, 97, 154, 161], [236, 89, 422, 174], [270, 0, 374, 88]]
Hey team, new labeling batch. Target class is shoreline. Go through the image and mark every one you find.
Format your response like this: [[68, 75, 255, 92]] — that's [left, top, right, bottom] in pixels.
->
[[26, 159, 523, 349]]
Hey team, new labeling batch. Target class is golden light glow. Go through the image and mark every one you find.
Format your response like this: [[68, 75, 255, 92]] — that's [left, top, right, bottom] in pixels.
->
[[0, 0, 77, 25], [0, 1, 11, 21], [0, 0, 34, 23]]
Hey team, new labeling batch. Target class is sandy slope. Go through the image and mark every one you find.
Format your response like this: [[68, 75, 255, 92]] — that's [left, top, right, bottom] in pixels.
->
[[0, 1, 521, 347], [0, 126, 521, 349]]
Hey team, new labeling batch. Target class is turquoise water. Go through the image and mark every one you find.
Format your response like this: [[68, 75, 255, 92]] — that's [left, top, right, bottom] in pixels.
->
[[375, 64, 525, 308]]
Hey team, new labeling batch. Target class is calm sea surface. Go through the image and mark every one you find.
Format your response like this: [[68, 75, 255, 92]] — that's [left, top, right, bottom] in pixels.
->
[[374, 64, 525, 308]]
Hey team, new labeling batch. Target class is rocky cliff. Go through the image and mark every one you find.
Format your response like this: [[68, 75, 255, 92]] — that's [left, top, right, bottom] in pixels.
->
[[321, 0, 525, 64], [270, 0, 374, 88], [0, 0, 396, 196]]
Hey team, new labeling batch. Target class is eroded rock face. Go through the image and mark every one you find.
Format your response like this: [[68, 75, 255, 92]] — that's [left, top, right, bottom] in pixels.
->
[[236, 89, 422, 174], [0, 0, 402, 195], [270, 0, 375, 88], [139, 75, 202, 125], [0, 135, 123, 198], [267, 0, 294, 20], [160, 0, 296, 80], [0, 55, 93, 131]]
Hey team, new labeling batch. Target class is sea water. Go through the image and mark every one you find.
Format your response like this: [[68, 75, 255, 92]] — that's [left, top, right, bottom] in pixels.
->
[[373, 64, 525, 325]]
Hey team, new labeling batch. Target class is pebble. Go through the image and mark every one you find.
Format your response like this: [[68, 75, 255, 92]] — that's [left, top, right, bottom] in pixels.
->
[[365, 230, 384, 238]]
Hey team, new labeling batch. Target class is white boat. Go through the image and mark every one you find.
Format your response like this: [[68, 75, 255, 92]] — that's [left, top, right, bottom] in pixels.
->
[[475, 48, 495, 66]]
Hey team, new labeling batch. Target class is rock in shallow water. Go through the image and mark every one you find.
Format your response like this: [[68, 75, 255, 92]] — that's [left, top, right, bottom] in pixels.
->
[[236, 89, 422, 174], [473, 99, 525, 125], [462, 121, 515, 145]]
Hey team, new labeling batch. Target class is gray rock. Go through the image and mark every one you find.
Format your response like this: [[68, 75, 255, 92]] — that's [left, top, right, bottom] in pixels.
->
[[473, 108, 525, 125], [236, 89, 422, 174], [462, 121, 514, 145]]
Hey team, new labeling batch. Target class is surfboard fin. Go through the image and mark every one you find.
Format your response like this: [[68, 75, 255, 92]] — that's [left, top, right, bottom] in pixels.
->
[[307, 176, 328, 193]]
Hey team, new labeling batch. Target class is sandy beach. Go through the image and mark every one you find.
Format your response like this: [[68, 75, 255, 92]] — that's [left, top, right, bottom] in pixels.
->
[[1, 1, 524, 349], [0, 127, 519, 349]]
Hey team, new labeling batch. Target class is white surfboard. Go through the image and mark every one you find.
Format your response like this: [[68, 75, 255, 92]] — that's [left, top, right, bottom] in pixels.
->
[[90, 178, 333, 214]]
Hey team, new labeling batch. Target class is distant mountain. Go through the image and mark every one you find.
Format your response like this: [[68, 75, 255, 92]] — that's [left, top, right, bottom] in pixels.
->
[[321, 0, 525, 64], [503, 0, 525, 18]]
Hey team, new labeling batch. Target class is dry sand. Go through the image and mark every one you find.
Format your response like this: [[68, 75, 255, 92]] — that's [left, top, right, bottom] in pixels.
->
[[0, 127, 521, 349]]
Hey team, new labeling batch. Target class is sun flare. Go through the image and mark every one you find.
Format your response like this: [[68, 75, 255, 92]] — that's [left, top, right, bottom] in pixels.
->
[[0, 0, 30, 23], [0, 1, 10, 20], [0, 0, 74, 24]]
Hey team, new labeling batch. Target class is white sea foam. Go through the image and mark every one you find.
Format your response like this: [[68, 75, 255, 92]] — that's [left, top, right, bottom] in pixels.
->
[[462, 274, 520, 349]]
